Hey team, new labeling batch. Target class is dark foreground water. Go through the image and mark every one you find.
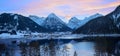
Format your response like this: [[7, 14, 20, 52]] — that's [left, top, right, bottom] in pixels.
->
[[0, 36, 120, 56]]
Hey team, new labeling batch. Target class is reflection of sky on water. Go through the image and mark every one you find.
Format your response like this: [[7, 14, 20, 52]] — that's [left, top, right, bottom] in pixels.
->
[[74, 42, 95, 56], [61, 42, 95, 56], [0, 38, 119, 56]]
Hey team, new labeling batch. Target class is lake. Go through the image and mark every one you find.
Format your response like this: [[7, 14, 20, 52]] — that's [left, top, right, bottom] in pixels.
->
[[0, 36, 120, 56]]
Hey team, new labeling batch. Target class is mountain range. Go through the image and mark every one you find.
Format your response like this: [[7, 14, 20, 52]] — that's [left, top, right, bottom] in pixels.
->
[[0, 5, 120, 34], [73, 5, 120, 34]]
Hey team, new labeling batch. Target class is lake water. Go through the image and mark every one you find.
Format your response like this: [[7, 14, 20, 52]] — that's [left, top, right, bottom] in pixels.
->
[[0, 36, 120, 56]]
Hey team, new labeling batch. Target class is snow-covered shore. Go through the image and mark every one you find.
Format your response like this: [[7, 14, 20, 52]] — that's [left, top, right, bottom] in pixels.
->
[[0, 32, 120, 39]]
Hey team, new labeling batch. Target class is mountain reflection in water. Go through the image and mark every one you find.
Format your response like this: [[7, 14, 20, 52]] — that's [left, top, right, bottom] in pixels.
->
[[0, 36, 120, 56]]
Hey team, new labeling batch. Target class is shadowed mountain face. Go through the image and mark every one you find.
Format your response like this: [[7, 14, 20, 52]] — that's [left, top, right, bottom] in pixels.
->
[[73, 5, 120, 34], [42, 13, 72, 32], [0, 13, 47, 32]]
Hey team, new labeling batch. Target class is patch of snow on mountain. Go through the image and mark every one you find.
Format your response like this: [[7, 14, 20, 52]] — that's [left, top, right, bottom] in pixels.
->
[[117, 14, 120, 18], [117, 23, 120, 28], [14, 15, 18, 20]]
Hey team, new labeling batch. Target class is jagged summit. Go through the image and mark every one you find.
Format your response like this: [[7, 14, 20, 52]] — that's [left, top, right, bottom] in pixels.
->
[[48, 13, 56, 16], [45, 13, 65, 24], [42, 13, 71, 32], [69, 17, 80, 24], [71, 17, 77, 19], [47, 13, 58, 18], [70, 17, 79, 21], [47, 13, 59, 18]]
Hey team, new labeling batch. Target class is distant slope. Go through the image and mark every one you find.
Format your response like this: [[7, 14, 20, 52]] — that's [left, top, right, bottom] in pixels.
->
[[73, 5, 120, 34]]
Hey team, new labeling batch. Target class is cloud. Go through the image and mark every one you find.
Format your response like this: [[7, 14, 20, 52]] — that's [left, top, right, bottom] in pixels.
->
[[11, 0, 120, 20], [85, 0, 120, 10]]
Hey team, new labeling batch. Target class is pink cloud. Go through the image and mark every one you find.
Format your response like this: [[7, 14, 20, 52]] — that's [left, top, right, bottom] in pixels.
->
[[85, 0, 120, 10], [18, 0, 120, 20]]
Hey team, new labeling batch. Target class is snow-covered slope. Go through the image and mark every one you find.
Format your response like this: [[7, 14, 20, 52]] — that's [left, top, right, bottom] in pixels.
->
[[67, 17, 81, 29], [42, 13, 71, 32], [76, 13, 103, 29], [29, 15, 45, 26]]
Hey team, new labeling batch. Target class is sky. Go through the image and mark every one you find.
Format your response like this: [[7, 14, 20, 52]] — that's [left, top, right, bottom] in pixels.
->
[[0, 0, 120, 21]]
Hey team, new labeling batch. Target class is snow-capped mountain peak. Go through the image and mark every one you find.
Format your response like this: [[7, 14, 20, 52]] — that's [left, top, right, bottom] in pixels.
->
[[48, 13, 57, 17], [46, 13, 66, 24], [14, 15, 18, 20], [47, 13, 60, 19], [42, 13, 71, 32], [69, 17, 80, 22]]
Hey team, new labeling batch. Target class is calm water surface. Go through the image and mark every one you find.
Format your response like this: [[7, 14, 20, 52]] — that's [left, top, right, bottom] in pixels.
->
[[0, 36, 120, 56]]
